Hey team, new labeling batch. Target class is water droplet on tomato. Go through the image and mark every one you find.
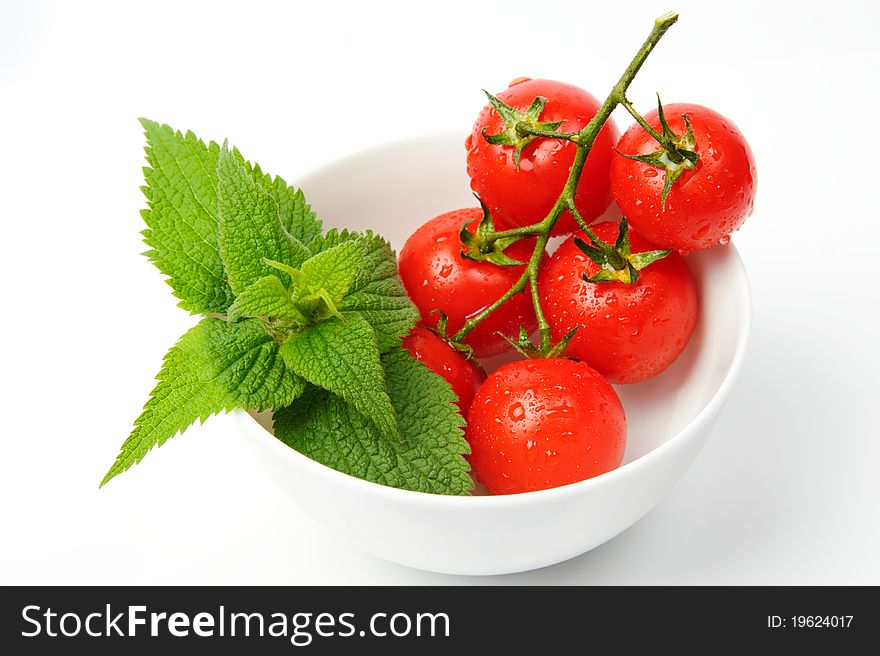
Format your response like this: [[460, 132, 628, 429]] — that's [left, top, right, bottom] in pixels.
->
[[508, 402, 525, 422], [644, 169, 658, 178], [524, 439, 539, 463], [438, 263, 454, 278], [692, 224, 710, 240], [719, 235, 730, 245], [519, 159, 534, 172]]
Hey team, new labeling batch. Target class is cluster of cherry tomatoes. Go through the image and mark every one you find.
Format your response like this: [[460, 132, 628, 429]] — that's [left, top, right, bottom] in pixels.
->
[[398, 78, 756, 495]]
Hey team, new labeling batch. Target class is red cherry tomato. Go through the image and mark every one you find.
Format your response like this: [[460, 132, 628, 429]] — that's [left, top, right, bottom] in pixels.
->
[[401, 327, 485, 416], [398, 208, 539, 358], [538, 221, 698, 384], [466, 78, 619, 236], [466, 358, 626, 494], [611, 103, 756, 253]]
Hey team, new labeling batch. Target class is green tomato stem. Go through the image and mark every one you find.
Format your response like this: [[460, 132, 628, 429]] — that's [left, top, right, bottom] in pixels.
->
[[452, 11, 679, 351], [515, 124, 580, 142], [488, 224, 546, 240]]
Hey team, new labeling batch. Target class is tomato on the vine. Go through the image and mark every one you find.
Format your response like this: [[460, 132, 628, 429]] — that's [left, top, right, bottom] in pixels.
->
[[466, 78, 619, 236], [466, 358, 626, 494], [538, 221, 698, 384], [398, 208, 540, 358], [401, 327, 485, 416], [611, 103, 756, 253]]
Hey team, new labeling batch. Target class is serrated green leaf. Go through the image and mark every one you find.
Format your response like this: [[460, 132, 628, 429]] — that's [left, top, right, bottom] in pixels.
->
[[139, 119, 233, 314], [202, 318, 306, 409], [279, 314, 397, 440], [249, 163, 323, 246], [338, 232, 420, 352], [101, 318, 304, 486], [227, 275, 305, 323], [274, 349, 471, 495], [295, 239, 363, 309], [259, 240, 364, 324], [305, 226, 358, 256], [138, 121, 321, 312], [217, 146, 310, 294]]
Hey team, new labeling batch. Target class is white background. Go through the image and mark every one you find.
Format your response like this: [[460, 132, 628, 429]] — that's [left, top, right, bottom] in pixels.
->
[[2, 0, 878, 584]]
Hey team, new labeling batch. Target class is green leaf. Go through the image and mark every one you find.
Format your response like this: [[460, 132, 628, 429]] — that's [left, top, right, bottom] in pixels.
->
[[227, 275, 305, 323], [260, 240, 365, 324], [217, 146, 310, 294], [274, 349, 472, 495], [249, 164, 323, 246], [305, 226, 358, 256], [202, 318, 306, 409], [279, 314, 397, 440], [337, 232, 420, 352], [294, 239, 363, 310], [139, 119, 233, 314], [101, 318, 305, 486]]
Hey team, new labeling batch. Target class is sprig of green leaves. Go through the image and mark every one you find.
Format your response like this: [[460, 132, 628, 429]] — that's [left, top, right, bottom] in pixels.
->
[[102, 121, 469, 495]]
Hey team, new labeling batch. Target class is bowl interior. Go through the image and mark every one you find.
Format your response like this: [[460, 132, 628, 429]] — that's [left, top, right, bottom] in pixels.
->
[[291, 133, 749, 473]]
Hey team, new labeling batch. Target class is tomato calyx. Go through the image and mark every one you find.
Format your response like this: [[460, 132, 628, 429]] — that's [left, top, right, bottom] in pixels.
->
[[459, 197, 527, 266], [430, 309, 480, 361], [480, 91, 574, 169], [616, 95, 699, 209], [575, 218, 671, 284], [498, 324, 580, 359]]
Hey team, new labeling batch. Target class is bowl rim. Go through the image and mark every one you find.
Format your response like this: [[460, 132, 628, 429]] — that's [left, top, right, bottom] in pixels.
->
[[235, 133, 753, 508]]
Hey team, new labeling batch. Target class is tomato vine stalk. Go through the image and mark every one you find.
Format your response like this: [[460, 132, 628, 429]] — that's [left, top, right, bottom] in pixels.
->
[[451, 11, 680, 354]]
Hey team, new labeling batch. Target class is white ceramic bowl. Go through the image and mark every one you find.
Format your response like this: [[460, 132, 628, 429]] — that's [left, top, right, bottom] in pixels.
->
[[234, 133, 752, 575]]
